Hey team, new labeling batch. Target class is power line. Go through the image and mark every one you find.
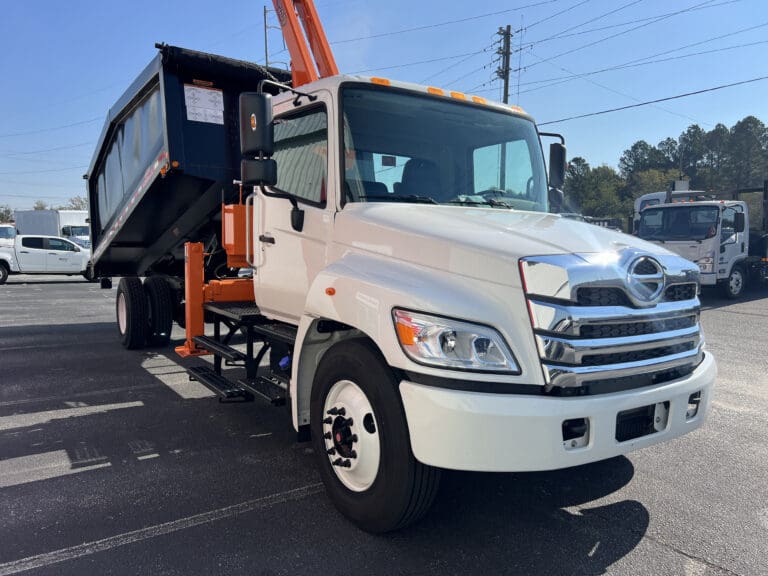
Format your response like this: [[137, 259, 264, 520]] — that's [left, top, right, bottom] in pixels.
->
[[0, 165, 88, 176], [330, 0, 562, 44], [420, 46, 494, 84], [514, 0, 718, 73], [538, 75, 768, 125], [539, 0, 644, 38], [0, 118, 101, 139], [1, 142, 94, 157], [523, 0, 739, 47], [518, 38, 768, 94], [521, 0, 593, 31], [349, 49, 488, 75]]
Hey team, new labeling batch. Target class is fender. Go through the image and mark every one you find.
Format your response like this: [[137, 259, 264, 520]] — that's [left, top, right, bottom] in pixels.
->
[[0, 249, 19, 273], [289, 251, 538, 431]]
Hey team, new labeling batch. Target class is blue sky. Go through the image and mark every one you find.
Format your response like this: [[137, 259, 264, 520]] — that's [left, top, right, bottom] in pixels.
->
[[0, 0, 766, 209]]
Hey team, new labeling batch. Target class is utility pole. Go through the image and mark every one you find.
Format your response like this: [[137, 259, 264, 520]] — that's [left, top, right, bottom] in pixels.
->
[[264, 5, 270, 68], [496, 25, 512, 104], [496, 25, 512, 189]]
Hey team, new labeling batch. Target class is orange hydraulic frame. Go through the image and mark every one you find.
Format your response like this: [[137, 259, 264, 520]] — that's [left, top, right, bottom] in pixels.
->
[[272, 0, 339, 87]]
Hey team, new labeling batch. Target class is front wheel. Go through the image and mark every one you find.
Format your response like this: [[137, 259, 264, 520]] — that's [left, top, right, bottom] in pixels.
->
[[0, 263, 8, 285], [722, 265, 746, 299], [310, 339, 440, 533]]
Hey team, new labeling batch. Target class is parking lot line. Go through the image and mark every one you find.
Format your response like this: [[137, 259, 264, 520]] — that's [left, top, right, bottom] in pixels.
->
[[0, 482, 324, 576], [0, 401, 144, 432]]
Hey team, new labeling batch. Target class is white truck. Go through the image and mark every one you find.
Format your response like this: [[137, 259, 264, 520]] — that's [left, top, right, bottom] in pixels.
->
[[636, 185, 768, 298], [0, 234, 92, 284], [13, 209, 90, 247], [85, 5, 716, 533]]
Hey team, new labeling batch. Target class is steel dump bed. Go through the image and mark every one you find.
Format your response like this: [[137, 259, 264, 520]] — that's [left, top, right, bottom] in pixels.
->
[[86, 44, 289, 277]]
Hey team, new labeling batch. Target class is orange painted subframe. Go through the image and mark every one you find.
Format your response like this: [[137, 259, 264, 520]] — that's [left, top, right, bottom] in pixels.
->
[[174, 242, 256, 358]]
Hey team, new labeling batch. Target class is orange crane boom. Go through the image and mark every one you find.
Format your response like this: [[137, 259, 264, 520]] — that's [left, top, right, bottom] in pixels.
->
[[273, 0, 339, 87]]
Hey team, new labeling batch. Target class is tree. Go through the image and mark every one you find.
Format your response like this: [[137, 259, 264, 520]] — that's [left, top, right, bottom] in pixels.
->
[[656, 137, 678, 171], [57, 196, 88, 210], [0, 204, 12, 223], [33, 200, 48, 210], [563, 156, 591, 212], [678, 125, 706, 185], [618, 141, 654, 178], [727, 116, 767, 189], [701, 123, 730, 191]]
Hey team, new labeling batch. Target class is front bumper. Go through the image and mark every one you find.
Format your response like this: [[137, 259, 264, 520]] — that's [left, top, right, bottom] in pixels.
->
[[400, 351, 716, 472], [699, 272, 717, 286]]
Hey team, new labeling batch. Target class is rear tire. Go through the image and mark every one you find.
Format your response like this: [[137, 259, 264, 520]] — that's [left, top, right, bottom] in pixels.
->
[[0, 263, 8, 285], [144, 276, 174, 347], [722, 265, 746, 299], [310, 339, 440, 533], [116, 277, 147, 349]]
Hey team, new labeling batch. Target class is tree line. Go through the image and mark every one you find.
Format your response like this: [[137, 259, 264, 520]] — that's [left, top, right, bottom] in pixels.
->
[[563, 115, 768, 225]]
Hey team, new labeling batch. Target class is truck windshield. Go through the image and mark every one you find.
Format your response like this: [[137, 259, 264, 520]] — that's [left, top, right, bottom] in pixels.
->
[[638, 206, 720, 241], [67, 226, 89, 236], [0, 227, 15, 239], [341, 85, 548, 212]]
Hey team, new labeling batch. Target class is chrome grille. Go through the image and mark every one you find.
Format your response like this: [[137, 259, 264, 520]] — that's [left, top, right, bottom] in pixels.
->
[[520, 250, 703, 395]]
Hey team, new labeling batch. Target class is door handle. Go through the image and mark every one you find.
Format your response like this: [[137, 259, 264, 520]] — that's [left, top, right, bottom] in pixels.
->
[[258, 235, 275, 245], [48, 252, 58, 255], [19, 250, 29, 254]]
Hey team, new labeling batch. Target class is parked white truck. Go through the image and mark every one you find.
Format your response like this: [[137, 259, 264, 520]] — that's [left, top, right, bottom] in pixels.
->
[[636, 185, 768, 298], [13, 209, 90, 247], [85, 4, 716, 533], [0, 235, 91, 284]]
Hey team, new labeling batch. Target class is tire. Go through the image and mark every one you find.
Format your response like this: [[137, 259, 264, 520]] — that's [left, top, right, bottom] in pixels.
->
[[82, 265, 97, 282], [116, 277, 147, 349], [144, 276, 174, 347], [310, 339, 440, 533], [722, 265, 746, 299], [0, 263, 8, 285]]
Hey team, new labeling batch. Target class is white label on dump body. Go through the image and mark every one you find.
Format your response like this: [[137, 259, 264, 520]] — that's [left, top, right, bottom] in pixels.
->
[[184, 84, 224, 125]]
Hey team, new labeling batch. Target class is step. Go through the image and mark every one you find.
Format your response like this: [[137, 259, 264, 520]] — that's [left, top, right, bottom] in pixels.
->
[[250, 323, 298, 345], [188, 365, 253, 402], [192, 336, 246, 362], [203, 302, 262, 323], [239, 375, 287, 406]]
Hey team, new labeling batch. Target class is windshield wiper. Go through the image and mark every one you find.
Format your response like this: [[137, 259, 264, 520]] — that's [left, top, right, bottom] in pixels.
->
[[446, 198, 512, 209], [361, 194, 438, 204]]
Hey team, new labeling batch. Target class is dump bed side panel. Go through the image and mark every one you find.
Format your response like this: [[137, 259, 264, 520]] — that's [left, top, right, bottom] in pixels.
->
[[87, 45, 289, 278]]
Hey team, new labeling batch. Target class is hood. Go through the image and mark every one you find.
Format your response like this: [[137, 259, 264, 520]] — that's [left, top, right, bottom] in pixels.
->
[[334, 205, 671, 285], [644, 239, 711, 262]]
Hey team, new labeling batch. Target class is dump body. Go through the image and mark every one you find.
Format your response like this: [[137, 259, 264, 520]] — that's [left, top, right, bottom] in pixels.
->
[[86, 45, 289, 278]]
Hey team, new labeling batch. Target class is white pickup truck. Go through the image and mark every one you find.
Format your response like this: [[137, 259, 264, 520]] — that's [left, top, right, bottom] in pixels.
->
[[0, 235, 92, 284]]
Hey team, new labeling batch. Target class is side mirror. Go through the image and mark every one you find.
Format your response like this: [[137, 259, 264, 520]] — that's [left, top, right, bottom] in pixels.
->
[[735, 212, 746, 233], [548, 142, 566, 189], [239, 92, 274, 157], [548, 187, 564, 213], [241, 158, 277, 187]]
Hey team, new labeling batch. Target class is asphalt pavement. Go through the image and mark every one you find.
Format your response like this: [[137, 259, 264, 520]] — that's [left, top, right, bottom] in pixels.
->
[[1, 276, 767, 575]]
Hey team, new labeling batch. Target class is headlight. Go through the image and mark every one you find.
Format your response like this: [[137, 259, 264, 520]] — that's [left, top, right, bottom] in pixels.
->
[[697, 256, 714, 273], [392, 309, 520, 373]]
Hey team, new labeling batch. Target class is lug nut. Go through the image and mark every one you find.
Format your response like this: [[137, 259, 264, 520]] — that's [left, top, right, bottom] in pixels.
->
[[349, 434, 358, 443], [349, 450, 357, 459], [323, 417, 333, 425], [326, 448, 336, 455], [344, 418, 354, 427], [331, 458, 351, 468], [324, 432, 332, 440]]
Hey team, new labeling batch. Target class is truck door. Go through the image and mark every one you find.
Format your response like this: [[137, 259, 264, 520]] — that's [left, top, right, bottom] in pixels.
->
[[17, 237, 47, 272], [252, 97, 332, 322], [45, 237, 82, 272], [718, 205, 745, 277]]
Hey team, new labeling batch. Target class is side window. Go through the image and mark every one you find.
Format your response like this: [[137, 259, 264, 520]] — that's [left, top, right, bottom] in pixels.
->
[[21, 237, 44, 249], [272, 106, 327, 205], [47, 238, 75, 251], [721, 207, 736, 242]]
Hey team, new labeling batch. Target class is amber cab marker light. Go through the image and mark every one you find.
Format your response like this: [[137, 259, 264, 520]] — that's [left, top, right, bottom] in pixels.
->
[[325, 287, 336, 296]]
